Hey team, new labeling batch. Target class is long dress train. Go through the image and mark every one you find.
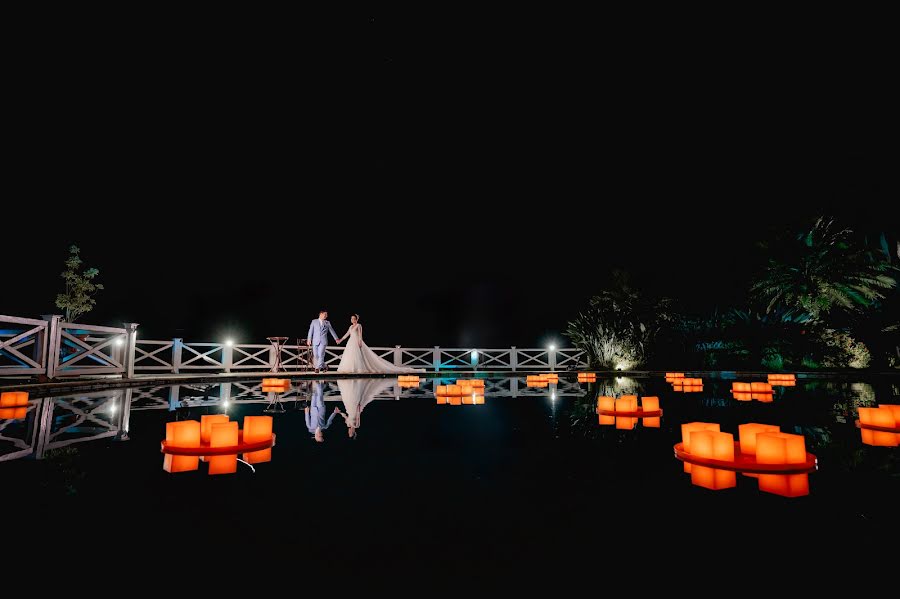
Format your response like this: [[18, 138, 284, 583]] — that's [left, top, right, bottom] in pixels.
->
[[336, 324, 424, 374]]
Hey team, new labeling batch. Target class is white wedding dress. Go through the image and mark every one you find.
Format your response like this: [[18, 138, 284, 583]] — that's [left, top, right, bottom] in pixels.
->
[[336, 324, 424, 374]]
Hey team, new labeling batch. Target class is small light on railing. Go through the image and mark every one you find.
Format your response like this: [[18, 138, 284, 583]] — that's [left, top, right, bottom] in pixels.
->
[[222, 400, 230, 410], [551, 392, 557, 401], [109, 402, 117, 414], [549, 344, 556, 351], [115, 337, 124, 346], [225, 339, 234, 347], [471, 350, 478, 359]]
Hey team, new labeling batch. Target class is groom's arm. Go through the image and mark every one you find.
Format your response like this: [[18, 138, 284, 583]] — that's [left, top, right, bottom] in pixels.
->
[[328, 322, 339, 343], [306, 320, 314, 344]]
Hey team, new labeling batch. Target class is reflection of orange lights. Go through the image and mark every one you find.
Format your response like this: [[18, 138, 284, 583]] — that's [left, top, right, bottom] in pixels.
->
[[399, 375, 420, 383], [758, 474, 809, 497], [526, 381, 549, 388], [738, 423, 780, 455], [0, 391, 28, 407], [665, 372, 685, 379], [461, 394, 485, 405], [615, 417, 637, 430], [767, 373, 796, 386], [163, 454, 199, 473], [756, 432, 807, 464], [643, 417, 660, 428], [691, 465, 736, 490], [860, 428, 900, 447], [207, 455, 237, 475], [456, 379, 483, 388], [0, 407, 27, 419], [436, 396, 448, 405], [681, 422, 720, 453], [577, 373, 597, 382], [732, 382, 752, 392], [448, 397, 462, 406], [243, 448, 272, 464], [598, 414, 615, 426]]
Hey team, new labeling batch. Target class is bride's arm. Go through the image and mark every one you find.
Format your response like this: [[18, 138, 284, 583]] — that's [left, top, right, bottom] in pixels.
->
[[357, 324, 363, 346]]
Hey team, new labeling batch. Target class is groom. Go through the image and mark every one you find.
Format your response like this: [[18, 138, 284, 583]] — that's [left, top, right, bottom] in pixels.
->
[[306, 309, 340, 373]]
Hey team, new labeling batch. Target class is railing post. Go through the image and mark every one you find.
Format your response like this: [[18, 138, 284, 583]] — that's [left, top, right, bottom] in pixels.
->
[[470, 349, 478, 371], [41, 314, 62, 379], [223, 344, 233, 373], [268, 344, 277, 371], [220, 382, 232, 405], [172, 338, 183, 373], [510, 376, 518, 398], [117, 388, 133, 439], [394, 345, 402, 366], [549, 348, 557, 371], [123, 322, 139, 378], [510, 346, 517, 372], [433, 346, 441, 372]]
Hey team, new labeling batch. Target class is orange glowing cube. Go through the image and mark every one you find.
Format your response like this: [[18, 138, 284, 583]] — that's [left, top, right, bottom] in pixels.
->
[[751, 382, 772, 393], [599, 414, 615, 426], [207, 455, 237, 475], [756, 432, 807, 464], [445, 385, 461, 396], [733, 392, 752, 401], [243, 416, 273, 443], [691, 465, 736, 490], [436, 396, 448, 405], [473, 396, 485, 405], [641, 396, 659, 412], [859, 407, 896, 428], [732, 382, 752, 392], [738, 423, 781, 455], [878, 404, 900, 424], [163, 454, 199, 473], [448, 397, 462, 406], [860, 428, 900, 447], [691, 430, 735, 461], [753, 393, 774, 403], [616, 395, 637, 412], [0, 407, 27, 419], [665, 372, 685, 379], [200, 414, 229, 444], [643, 417, 660, 428], [597, 396, 615, 412], [758, 474, 809, 498], [436, 386, 447, 395], [243, 449, 272, 464], [0, 391, 28, 407], [681, 422, 721, 452], [210, 421, 239, 448], [615, 417, 637, 430], [166, 420, 201, 448]]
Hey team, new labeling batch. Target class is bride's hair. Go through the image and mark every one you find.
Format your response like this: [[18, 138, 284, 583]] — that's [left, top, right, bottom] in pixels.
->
[[352, 313, 360, 321]]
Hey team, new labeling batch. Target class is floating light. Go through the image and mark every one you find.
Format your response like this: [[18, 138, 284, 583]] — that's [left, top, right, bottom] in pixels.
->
[[860, 428, 900, 447], [201, 415, 230, 444], [858, 407, 896, 428], [665, 373, 685, 379], [738, 423, 781, 455], [243, 449, 272, 464], [879, 404, 900, 422], [641, 396, 659, 412], [681, 422, 720, 453], [597, 396, 615, 411], [243, 416, 273, 444], [643, 417, 661, 428], [166, 420, 201, 448], [598, 414, 615, 426], [436, 396, 448, 405], [448, 397, 462, 406], [163, 454, 199, 473], [733, 392, 752, 401], [0, 407, 27, 419], [732, 382, 752, 392], [616, 395, 637, 413], [210, 421, 239, 448], [616, 417, 637, 430], [756, 432, 807, 464], [0, 391, 28, 407], [436, 385, 447, 395], [445, 385, 461, 396], [207, 455, 237, 475], [750, 382, 772, 393], [691, 430, 735, 461]]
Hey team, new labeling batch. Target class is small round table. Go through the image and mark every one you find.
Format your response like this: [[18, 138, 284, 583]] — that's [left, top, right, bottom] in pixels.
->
[[266, 337, 289, 372]]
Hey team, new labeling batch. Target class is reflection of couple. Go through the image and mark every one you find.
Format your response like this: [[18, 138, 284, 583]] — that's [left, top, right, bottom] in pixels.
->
[[305, 379, 394, 442], [306, 310, 424, 374]]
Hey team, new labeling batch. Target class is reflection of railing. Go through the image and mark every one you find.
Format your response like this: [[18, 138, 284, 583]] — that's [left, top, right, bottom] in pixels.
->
[[1, 313, 587, 378], [0, 377, 589, 462]]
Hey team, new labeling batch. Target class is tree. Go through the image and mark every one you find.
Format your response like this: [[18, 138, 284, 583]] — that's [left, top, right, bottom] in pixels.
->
[[751, 217, 897, 320], [55, 245, 104, 322], [565, 272, 674, 369]]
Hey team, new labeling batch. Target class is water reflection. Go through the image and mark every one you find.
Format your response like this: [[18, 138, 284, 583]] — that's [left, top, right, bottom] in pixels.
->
[[336, 379, 395, 439]]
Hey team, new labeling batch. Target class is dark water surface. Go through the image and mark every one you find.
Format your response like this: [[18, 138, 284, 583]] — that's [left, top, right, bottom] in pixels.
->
[[4, 375, 898, 579]]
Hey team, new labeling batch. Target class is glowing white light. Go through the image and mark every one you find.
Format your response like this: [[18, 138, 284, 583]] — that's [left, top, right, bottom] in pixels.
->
[[471, 350, 478, 359], [225, 339, 234, 347], [114, 337, 124, 346], [109, 403, 117, 414], [549, 344, 556, 351], [551, 393, 557, 401], [223, 400, 230, 409]]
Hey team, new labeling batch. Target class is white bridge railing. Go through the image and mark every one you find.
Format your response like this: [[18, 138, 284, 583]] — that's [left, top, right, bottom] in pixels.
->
[[1, 314, 586, 379]]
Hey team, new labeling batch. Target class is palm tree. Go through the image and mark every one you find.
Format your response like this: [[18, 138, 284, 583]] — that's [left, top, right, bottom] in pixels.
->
[[751, 217, 896, 320]]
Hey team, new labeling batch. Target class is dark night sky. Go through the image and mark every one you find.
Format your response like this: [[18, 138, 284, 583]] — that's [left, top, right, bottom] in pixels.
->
[[1, 15, 892, 348]]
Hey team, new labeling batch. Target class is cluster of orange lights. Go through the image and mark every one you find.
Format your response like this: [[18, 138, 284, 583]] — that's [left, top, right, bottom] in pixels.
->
[[768, 373, 796, 387], [731, 381, 774, 402], [261, 378, 291, 393], [676, 422, 816, 497], [0, 391, 28, 420], [596, 395, 661, 429], [398, 375, 421, 388], [665, 373, 703, 392], [526, 373, 558, 388], [436, 379, 486, 405], [162, 414, 275, 475], [577, 372, 597, 383], [857, 404, 900, 447]]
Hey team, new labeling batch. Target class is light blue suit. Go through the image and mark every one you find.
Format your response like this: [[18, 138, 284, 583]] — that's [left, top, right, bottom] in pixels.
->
[[307, 318, 339, 369], [305, 381, 337, 435]]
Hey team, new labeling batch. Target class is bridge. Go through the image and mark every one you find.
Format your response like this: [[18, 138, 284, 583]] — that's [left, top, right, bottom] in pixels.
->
[[1, 314, 587, 380]]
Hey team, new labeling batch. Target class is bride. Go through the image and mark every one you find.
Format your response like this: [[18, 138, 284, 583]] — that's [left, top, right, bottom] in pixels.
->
[[336, 314, 423, 374]]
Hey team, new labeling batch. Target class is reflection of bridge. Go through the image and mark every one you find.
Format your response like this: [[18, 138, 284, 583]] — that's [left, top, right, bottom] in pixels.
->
[[1, 314, 587, 380], [0, 377, 589, 462]]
